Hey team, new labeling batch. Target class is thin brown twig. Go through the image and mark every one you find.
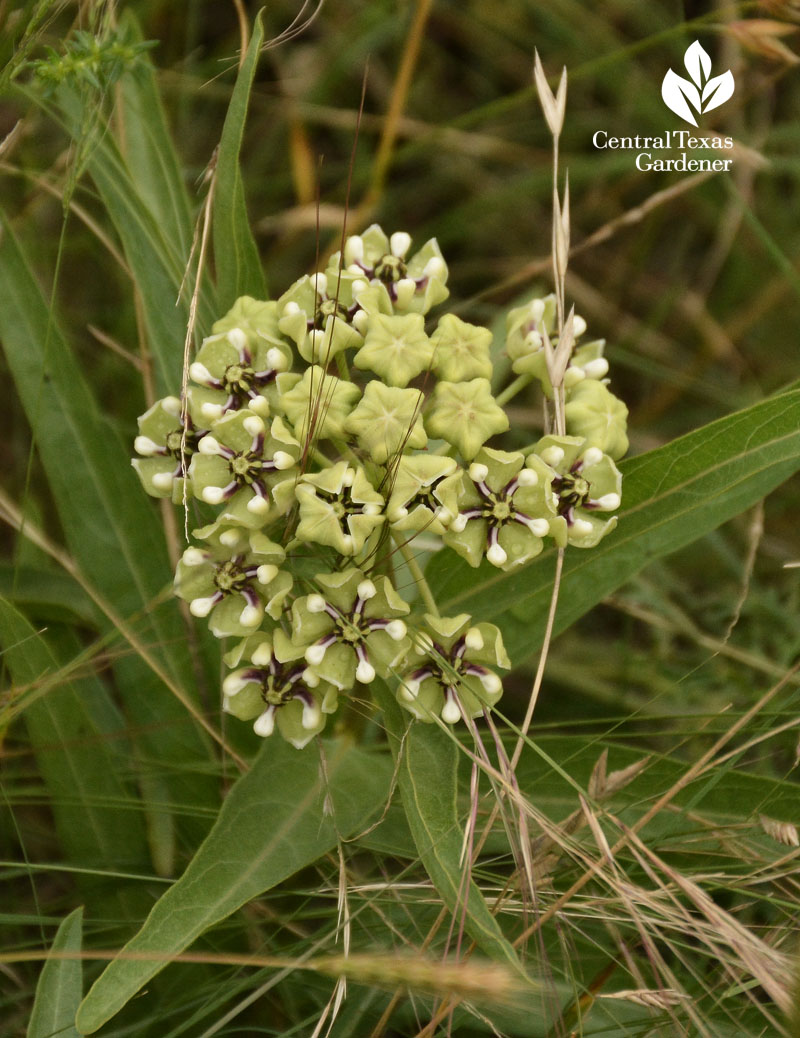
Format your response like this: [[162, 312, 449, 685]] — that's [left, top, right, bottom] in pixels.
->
[[87, 324, 143, 370], [232, 0, 249, 67]]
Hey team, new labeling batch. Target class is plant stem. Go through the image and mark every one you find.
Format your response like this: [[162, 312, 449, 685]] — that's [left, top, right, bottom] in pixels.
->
[[331, 437, 363, 469], [391, 531, 439, 617], [495, 372, 533, 407]]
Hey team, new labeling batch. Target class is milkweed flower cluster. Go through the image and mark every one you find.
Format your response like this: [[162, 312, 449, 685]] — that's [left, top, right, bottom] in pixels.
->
[[133, 225, 628, 746]]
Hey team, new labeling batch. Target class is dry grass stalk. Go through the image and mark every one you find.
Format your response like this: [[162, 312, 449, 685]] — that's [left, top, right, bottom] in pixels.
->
[[759, 815, 800, 848], [597, 988, 690, 1009]]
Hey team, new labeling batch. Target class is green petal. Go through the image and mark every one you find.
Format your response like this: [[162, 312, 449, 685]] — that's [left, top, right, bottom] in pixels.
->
[[223, 681, 264, 722], [291, 595, 335, 647], [131, 457, 188, 502], [313, 641, 356, 691], [208, 594, 263, 639], [137, 396, 184, 442], [425, 379, 509, 460], [344, 383, 426, 464], [275, 697, 328, 749], [278, 367, 360, 442], [497, 523, 545, 568], [430, 314, 493, 382], [564, 380, 629, 460], [353, 312, 433, 387], [443, 516, 487, 567], [568, 512, 617, 548]]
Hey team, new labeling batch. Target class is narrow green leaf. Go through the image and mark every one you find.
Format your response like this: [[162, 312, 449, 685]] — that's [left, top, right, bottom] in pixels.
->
[[81, 132, 211, 394], [0, 214, 174, 624], [0, 564, 98, 625], [427, 390, 800, 662], [46, 68, 216, 393], [117, 11, 194, 263], [212, 11, 267, 309], [75, 738, 392, 1034], [373, 683, 528, 980], [27, 907, 83, 1038], [0, 215, 216, 854], [41, 77, 211, 395], [0, 599, 150, 876]]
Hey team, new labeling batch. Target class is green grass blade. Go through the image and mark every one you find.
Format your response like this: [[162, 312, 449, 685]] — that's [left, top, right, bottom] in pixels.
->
[[75, 738, 392, 1034], [374, 683, 528, 980], [426, 390, 800, 661], [212, 10, 267, 309], [26, 906, 83, 1038]]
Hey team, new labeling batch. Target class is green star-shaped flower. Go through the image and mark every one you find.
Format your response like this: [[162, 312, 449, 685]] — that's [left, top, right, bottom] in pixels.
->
[[386, 455, 460, 535], [187, 297, 291, 425], [562, 339, 609, 390], [132, 395, 205, 503], [188, 411, 301, 528], [564, 379, 629, 460], [295, 461, 385, 556], [333, 224, 449, 315], [505, 294, 557, 384], [425, 378, 509, 460], [353, 312, 434, 387], [277, 367, 361, 444], [430, 313, 493, 382], [174, 532, 287, 638], [277, 270, 367, 364], [222, 630, 338, 748], [439, 447, 556, 570], [397, 614, 509, 724], [292, 568, 410, 690], [531, 434, 622, 548], [344, 383, 427, 464]]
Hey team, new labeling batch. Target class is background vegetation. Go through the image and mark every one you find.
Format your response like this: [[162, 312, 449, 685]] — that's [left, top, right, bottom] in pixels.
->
[[2, 1, 800, 1035]]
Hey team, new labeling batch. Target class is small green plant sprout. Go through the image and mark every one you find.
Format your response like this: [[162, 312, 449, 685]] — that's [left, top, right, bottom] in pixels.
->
[[132, 222, 629, 739], [29, 26, 156, 95]]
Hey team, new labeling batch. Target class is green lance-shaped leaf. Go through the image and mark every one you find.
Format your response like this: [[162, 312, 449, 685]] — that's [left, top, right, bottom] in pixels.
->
[[373, 682, 529, 981], [27, 907, 83, 1038], [46, 68, 215, 394], [0, 216, 217, 860], [116, 11, 194, 264], [213, 10, 267, 309], [426, 390, 800, 661], [0, 564, 98, 626], [78, 126, 215, 395], [75, 739, 392, 1034], [0, 600, 150, 886]]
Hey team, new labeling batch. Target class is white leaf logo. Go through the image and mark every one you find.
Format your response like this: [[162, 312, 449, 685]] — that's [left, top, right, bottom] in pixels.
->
[[661, 41, 734, 125], [684, 40, 711, 84], [702, 70, 735, 113]]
